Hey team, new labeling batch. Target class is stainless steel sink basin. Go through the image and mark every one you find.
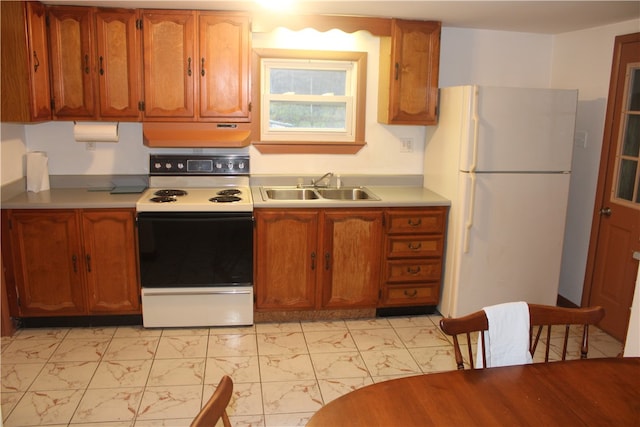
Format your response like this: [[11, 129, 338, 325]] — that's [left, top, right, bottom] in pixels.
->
[[316, 187, 380, 200], [261, 186, 380, 201], [262, 188, 319, 200]]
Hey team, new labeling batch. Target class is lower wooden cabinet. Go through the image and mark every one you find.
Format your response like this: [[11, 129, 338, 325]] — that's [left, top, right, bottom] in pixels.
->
[[3, 208, 140, 317], [254, 208, 383, 311], [379, 207, 447, 307]]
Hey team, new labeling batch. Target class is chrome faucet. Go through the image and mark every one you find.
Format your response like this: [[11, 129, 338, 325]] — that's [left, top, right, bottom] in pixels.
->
[[311, 172, 334, 187]]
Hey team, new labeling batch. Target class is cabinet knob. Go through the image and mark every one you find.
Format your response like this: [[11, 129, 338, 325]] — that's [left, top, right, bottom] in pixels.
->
[[404, 289, 418, 297]]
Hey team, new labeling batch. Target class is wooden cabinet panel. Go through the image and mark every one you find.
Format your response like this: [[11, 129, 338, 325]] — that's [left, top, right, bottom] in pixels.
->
[[48, 5, 96, 119], [1, 1, 52, 122], [254, 210, 318, 309], [382, 283, 439, 306], [198, 13, 251, 120], [378, 19, 440, 125], [385, 259, 442, 283], [142, 10, 196, 119], [5, 209, 140, 317], [95, 8, 141, 120], [81, 210, 140, 314], [8, 210, 86, 316], [387, 235, 444, 258], [320, 210, 382, 308]]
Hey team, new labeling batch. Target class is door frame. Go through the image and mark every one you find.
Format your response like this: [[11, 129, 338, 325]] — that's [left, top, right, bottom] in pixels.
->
[[582, 32, 640, 307]]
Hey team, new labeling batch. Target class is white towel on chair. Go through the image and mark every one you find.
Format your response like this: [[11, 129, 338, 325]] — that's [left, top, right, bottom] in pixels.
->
[[476, 301, 533, 368]]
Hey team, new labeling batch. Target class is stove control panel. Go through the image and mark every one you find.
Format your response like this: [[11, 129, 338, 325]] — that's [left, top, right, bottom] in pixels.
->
[[150, 155, 250, 176]]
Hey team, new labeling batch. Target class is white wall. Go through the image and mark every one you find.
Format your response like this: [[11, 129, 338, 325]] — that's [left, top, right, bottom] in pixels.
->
[[0, 124, 27, 185], [552, 19, 640, 305]]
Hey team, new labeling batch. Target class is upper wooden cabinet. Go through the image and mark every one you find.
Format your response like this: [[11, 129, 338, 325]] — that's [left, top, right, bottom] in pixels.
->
[[141, 10, 196, 119], [48, 5, 142, 120], [142, 10, 250, 122], [94, 8, 142, 119], [378, 19, 441, 125], [1, 1, 52, 122]]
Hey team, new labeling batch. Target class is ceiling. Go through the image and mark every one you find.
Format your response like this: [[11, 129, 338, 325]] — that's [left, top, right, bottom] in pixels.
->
[[41, 1, 640, 34]]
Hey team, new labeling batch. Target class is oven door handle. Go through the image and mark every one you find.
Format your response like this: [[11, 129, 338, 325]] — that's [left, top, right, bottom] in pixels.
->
[[142, 289, 252, 296], [137, 216, 253, 223]]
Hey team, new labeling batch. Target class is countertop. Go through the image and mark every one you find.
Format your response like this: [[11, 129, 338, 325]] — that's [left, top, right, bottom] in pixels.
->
[[1, 175, 450, 209]]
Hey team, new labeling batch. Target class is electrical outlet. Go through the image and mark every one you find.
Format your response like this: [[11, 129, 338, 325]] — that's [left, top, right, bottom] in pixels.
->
[[400, 138, 414, 152], [574, 131, 588, 148], [86, 141, 96, 151]]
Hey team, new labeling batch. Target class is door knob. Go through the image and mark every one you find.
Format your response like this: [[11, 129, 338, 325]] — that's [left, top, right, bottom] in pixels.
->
[[599, 207, 612, 216]]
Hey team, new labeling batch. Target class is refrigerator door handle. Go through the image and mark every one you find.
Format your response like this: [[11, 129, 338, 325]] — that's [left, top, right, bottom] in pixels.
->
[[463, 86, 481, 253], [464, 172, 477, 253]]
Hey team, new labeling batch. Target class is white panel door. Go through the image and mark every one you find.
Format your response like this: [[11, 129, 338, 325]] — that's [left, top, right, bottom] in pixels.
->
[[450, 171, 571, 316]]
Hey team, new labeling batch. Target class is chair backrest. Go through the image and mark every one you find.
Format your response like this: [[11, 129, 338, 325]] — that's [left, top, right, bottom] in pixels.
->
[[439, 304, 605, 369], [190, 375, 233, 427]]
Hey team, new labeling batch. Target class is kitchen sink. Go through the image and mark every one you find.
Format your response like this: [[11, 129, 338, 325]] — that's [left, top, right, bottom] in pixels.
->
[[262, 188, 319, 200], [260, 186, 380, 201], [316, 187, 380, 200]]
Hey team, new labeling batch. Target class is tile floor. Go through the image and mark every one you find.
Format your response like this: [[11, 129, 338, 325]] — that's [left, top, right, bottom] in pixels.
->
[[0, 314, 623, 427]]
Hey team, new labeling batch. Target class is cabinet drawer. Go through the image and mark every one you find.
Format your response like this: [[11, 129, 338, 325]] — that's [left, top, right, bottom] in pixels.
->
[[387, 235, 444, 258], [386, 208, 446, 234], [381, 284, 439, 306], [385, 259, 441, 282]]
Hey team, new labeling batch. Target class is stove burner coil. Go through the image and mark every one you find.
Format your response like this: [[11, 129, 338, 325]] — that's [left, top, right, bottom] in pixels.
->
[[150, 196, 178, 203], [209, 196, 242, 203], [217, 188, 241, 196], [154, 189, 188, 197]]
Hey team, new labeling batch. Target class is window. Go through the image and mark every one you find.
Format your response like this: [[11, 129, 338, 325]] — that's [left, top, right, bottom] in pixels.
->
[[252, 49, 367, 154]]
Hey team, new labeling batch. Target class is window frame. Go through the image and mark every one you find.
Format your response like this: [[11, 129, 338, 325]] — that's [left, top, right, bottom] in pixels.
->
[[251, 48, 368, 154]]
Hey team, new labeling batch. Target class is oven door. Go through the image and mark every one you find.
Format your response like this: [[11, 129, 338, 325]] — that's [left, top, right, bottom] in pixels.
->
[[137, 212, 253, 288], [137, 212, 253, 327]]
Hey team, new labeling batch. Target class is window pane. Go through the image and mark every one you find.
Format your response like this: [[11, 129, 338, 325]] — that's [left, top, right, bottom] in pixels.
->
[[617, 159, 638, 201], [622, 115, 640, 157], [269, 101, 346, 129], [629, 68, 640, 111], [269, 69, 346, 96]]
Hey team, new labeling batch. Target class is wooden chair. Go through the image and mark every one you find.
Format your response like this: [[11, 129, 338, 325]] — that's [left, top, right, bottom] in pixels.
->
[[439, 304, 605, 369], [191, 375, 233, 427]]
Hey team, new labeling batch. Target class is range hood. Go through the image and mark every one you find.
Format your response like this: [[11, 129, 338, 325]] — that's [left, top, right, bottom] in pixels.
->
[[143, 122, 252, 148]]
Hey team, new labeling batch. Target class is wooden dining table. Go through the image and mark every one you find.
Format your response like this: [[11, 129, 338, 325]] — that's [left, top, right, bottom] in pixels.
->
[[306, 357, 640, 426]]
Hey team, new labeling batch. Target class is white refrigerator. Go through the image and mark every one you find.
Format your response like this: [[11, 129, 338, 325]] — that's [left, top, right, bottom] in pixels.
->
[[424, 85, 578, 318]]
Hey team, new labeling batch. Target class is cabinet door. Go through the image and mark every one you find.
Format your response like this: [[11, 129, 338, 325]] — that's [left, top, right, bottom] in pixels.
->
[[0, 1, 52, 122], [254, 210, 318, 310], [26, 2, 52, 121], [142, 10, 196, 119], [382, 19, 440, 125], [198, 13, 250, 121], [48, 6, 96, 119], [8, 210, 86, 316], [95, 8, 141, 120], [320, 210, 383, 309], [81, 209, 140, 314]]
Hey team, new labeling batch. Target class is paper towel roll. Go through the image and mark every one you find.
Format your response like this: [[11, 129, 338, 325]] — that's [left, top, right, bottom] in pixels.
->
[[74, 122, 119, 142], [26, 151, 50, 193]]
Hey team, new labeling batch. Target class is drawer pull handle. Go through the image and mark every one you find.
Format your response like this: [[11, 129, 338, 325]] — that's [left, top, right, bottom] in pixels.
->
[[325, 252, 330, 270], [407, 266, 421, 275], [311, 252, 316, 270], [201, 57, 206, 76], [408, 218, 422, 226], [404, 289, 418, 297], [86, 254, 92, 272], [187, 57, 192, 77], [408, 242, 422, 250], [84, 54, 90, 74], [72, 255, 78, 272]]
